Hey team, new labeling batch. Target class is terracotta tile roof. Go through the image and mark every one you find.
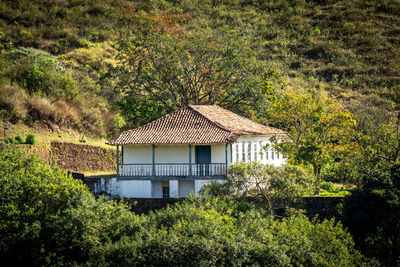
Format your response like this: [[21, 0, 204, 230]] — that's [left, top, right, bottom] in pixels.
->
[[108, 105, 284, 145]]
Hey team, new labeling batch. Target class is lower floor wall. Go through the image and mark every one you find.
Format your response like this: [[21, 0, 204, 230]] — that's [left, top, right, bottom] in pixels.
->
[[92, 178, 224, 198]]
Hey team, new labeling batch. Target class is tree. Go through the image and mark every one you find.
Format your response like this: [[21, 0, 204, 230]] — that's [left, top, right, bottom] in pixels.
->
[[264, 80, 356, 193], [114, 11, 267, 127], [0, 145, 140, 266], [341, 163, 400, 266], [211, 162, 316, 214]]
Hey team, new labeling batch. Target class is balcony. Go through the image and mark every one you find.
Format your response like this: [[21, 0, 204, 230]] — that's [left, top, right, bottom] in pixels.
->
[[118, 163, 227, 180]]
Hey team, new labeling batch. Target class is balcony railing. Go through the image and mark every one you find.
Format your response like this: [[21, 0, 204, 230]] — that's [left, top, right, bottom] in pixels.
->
[[119, 163, 227, 178]]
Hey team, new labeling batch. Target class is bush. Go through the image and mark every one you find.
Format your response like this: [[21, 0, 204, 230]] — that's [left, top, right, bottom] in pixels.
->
[[25, 95, 57, 124], [0, 146, 366, 266], [4, 48, 77, 100], [0, 85, 27, 123], [0, 145, 139, 266], [25, 134, 36, 145], [224, 162, 316, 213], [106, 197, 364, 266], [14, 135, 23, 144], [4, 136, 13, 144], [321, 181, 335, 192]]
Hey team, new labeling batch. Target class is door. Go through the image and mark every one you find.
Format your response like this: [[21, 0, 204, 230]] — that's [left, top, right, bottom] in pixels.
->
[[195, 145, 211, 176]]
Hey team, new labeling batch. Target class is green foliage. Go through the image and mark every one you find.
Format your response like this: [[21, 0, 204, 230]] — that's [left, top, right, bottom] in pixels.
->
[[114, 12, 269, 127], [341, 163, 400, 266], [319, 182, 351, 197], [321, 181, 335, 192], [0, 145, 140, 265], [221, 162, 316, 213], [264, 85, 356, 192], [25, 134, 36, 145], [4, 48, 77, 100], [0, 146, 365, 266], [14, 135, 23, 144]]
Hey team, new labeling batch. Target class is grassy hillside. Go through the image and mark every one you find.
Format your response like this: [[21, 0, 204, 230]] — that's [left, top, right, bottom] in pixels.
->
[[0, 0, 399, 136]]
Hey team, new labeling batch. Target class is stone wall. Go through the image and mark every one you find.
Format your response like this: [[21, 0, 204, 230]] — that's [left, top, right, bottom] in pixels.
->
[[50, 141, 117, 172], [118, 197, 343, 219]]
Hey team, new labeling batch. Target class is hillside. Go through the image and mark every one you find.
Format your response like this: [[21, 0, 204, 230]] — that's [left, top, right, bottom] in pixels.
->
[[0, 0, 399, 137]]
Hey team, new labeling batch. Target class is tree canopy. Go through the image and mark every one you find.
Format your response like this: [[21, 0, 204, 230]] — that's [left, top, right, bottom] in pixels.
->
[[114, 11, 270, 127]]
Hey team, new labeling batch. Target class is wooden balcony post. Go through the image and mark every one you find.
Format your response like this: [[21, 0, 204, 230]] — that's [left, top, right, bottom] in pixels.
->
[[116, 145, 119, 178], [152, 144, 155, 178], [189, 144, 192, 178]]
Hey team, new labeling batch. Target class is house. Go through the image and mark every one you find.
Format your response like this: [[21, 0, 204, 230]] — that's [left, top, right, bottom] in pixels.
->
[[107, 105, 286, 198]]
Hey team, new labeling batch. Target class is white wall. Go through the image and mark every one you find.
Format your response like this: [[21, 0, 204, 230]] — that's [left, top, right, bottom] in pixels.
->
[[123, 144, 152, 164], [119, 180, 152, 198], [194, 179, 224, 195], [156, 145, 189, 163], [123, 144, 229, 164], [232, 135, 287, 166], [179, 180, 195, 197], [211, 144, 226, 163]]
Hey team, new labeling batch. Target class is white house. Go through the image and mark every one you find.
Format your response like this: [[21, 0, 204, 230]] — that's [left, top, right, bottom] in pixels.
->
[[107, 105, 286, 198]]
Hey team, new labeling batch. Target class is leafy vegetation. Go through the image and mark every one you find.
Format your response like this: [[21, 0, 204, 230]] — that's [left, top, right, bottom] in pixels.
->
[[0, 146, 365, 266], [207, 162, 316, 214], [0, 0, 399, 136]]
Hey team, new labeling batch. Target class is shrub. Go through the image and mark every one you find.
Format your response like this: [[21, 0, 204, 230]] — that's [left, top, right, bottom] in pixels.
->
[[4, 48, 77, 100], [25, 134, 36, 145], [321, 181, 335, 192], [0, 85, 27, 123], [14, 136, 23, 144], [4, 136, 13, 144], [0, 145, 139, 266], [224, 162, 316, 213], [25, 95, 57, 123]]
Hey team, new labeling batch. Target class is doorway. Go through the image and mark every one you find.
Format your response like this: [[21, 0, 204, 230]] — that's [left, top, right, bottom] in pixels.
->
[[195, 145, 211, 176]]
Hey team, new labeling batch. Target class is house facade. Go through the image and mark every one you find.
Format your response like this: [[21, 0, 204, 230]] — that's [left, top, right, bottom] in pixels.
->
[[107, 105, 286, 198]]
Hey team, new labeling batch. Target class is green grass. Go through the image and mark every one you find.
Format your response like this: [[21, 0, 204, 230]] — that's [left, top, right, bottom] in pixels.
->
[[4, 122, 113, 149]]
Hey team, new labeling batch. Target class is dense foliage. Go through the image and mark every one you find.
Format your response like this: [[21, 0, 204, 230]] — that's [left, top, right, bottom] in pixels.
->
[[0, 146, 364, 266], [207, 162, 316, 214]]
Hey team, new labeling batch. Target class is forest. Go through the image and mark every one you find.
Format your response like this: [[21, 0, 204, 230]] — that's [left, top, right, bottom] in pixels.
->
[[0, 0, 399, 265]]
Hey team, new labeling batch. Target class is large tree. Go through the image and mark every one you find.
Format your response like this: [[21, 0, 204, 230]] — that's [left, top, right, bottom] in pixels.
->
[[263, 79, 356, 193], [114, 11, 267, 127]]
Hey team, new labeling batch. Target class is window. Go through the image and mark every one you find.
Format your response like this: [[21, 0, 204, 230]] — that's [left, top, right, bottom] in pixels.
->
[[254, 143, 257, 161], [271, 151, 274, 160], [247, 142, 251, 162], [266, 150, 269, 160], [242, 142, 246, 162], [259, 141, 263, 160], [162, 186, 170, 199], [277, 152, 280, 159]]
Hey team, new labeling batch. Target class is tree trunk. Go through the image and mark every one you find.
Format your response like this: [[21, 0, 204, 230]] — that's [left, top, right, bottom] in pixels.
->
[[314, 164, 321, 196]]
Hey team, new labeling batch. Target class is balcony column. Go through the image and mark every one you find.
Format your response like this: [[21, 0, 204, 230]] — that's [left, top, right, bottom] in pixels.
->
[[189, 144, 192, 178], [230, 144, 232, 163], [170, 180, 179, 198], [152, 144, 155, 179], [225, 143, 228, 174], [116, 145, 119, 178]]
